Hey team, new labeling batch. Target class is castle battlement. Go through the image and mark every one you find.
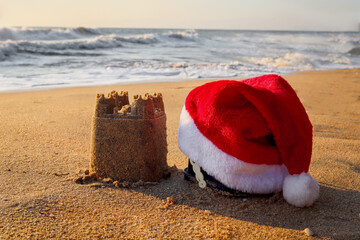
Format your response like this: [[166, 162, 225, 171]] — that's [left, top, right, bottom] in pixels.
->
[[90, 90, 168, 182], [95, 91, 165, 119]]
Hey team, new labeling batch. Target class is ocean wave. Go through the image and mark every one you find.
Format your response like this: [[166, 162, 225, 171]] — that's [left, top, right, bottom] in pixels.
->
[[164, 30, 199, 41], [115, 34, 159, 44], [0, 27, 199, 43], [0, 35, 124, 60], [0, 29, 201, 60], [0, 26, 101, 41], [112, 30, 199, 45], [0, 27, 198, 44], [72, 27, 100, 36]]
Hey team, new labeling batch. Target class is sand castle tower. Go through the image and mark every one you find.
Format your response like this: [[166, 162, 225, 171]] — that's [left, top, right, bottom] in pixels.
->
[[90, 90, 167, 182]]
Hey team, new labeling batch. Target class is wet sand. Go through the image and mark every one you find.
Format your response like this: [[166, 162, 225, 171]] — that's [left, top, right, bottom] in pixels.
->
[[0, 69, 359, 239]]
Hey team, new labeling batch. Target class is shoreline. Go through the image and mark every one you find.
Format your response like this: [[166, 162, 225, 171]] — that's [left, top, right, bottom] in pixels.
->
[[0, 68, 359, 239], [0, 67, 359, 95]]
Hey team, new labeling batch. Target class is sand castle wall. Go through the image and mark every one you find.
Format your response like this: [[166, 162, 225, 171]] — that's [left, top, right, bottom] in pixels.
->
[[90, 91, 167, 182]]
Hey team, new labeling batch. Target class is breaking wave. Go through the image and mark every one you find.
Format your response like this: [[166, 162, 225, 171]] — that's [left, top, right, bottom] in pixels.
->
[[0, 27, 199, 60], [0, 35, 123, 60], [0, 27, 198, 42], [0, 26, 101, 41]]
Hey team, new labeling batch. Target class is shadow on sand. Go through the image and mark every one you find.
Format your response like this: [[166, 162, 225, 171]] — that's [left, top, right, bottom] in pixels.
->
[[130, 170, 360, 240], [77, 167, 360, 239]]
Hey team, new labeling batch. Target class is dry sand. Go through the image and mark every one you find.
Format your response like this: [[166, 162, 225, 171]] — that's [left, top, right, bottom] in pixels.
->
[[0, 69, 359, 239]]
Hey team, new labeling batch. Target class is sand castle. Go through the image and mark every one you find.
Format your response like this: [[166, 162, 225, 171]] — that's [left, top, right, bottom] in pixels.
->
[[90, 90, 167, 182]]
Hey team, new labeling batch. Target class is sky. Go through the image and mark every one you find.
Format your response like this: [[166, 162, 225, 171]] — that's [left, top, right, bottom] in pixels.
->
[[0, 0, 359, 31]]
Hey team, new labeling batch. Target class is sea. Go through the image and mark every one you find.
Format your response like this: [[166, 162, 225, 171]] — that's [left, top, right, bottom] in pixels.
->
[[0, 27, 359, 92]]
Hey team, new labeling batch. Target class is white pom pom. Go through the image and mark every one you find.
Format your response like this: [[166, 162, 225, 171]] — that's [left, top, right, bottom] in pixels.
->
[[283, 172, 319, 207]]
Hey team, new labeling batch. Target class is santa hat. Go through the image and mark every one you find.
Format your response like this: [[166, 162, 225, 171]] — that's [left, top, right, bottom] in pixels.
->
[[178, 74, 319, 207]]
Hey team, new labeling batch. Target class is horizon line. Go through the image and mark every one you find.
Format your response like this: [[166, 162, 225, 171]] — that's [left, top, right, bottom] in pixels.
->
[[1, 25, 359, 33]]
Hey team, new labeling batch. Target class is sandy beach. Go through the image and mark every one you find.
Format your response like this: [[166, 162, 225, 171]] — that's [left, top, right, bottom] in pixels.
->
[[0, 69, 359, 239]]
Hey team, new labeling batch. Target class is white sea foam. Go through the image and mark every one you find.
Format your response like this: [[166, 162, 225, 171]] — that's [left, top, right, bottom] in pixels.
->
[[245, 52, 314, 70]]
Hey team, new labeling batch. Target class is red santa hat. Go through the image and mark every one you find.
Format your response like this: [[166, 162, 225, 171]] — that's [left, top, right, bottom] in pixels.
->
[[178, 74, 319, 207]]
